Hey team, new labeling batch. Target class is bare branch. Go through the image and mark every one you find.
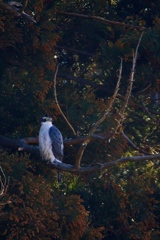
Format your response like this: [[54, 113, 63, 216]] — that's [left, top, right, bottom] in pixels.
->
[[141, 101, 158, 124], [74, 33, 143, 169], [0, 134, 159, 174], [112, 33, 144, 137], [74, 59, 123, 169], [87, 58, 123, 135], [64, 132, 112, 146], [17, 131, 153, 156], [47, 153, 160, 174], [125, 32, 144, 107], [53, 65, 77, 136], [0, 132, 112, 151], [129, 98, 160, 116], [122, 131, 150, 155], [0, 135, 40, 160], [134, 83, 151, 96], [57, 11, 146, 30]]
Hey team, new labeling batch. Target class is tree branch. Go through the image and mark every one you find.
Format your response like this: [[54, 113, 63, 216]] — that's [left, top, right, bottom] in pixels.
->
[[111, 33, 144, 137], [0, 135, 159, 174], [99, 154, 160, 171], [54, 65, 77, 136], [73, 33, 143, 170], [0, 132, 112, 151], [57, 11, 146, 30], [74, 59, 122, 169], [0, 135, 40, 157], [47, 153, 160, 174], [122, 131, 151, 155]]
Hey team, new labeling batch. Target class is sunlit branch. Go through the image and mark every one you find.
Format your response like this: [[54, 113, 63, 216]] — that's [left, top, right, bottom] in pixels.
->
[[112, 33, 144, 137], [74, 33, 143, 169], [53, 65, 77, 136]]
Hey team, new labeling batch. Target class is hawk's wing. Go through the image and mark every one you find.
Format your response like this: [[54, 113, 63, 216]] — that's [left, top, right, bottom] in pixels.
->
[[49, 125, 64, 161]]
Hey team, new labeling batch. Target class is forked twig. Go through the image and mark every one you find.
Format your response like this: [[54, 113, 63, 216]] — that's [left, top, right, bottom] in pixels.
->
[[53, 65, 77, 136], [113, 32, 144, 136], [74, 59, 123, 169], [74, 33, 143, 169]]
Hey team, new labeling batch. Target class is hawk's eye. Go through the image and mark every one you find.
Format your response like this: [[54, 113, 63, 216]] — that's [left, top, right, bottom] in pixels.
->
[[41, 118, 46, 122]]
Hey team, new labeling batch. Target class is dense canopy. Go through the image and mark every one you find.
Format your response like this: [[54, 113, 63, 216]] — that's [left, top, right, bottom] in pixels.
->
[[0, 0, 160, 239]]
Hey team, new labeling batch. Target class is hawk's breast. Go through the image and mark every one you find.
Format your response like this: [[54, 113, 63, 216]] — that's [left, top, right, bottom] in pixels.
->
[[39, 123, 54, 161]]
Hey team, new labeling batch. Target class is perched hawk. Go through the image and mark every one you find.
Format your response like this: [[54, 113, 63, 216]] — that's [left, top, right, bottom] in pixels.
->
[[38, 116, 64, 182]]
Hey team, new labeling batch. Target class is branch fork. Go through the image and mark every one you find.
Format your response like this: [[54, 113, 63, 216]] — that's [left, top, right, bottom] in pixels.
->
[[1, 33, 157, 176]]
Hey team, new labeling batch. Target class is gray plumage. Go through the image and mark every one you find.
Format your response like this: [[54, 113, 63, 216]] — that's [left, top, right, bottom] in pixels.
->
[[49, 125, 63, 161]]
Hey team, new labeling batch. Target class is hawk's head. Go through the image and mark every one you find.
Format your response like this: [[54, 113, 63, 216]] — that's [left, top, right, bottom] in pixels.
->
[[41, 116, 53, 124]]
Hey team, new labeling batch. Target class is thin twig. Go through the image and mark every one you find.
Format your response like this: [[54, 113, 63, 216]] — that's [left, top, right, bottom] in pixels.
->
[[53, 65, 77, 136], [134, 83, 151, 95], [87, 58, 123, 135], [141, 101, 157, 124], [124, 32, 144, 106], [57, 11, 146, 30], [122, 131, 150, 155], [113, 32, 144, 136], [74, 32, 143, 169], [21, 0, 29, 13], [74, 59, 123, 169], [0, 166, 8, 196]]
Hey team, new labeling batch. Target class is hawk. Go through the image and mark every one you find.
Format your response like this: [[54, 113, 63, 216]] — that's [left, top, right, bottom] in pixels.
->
[[38, 116, 64, 182]]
